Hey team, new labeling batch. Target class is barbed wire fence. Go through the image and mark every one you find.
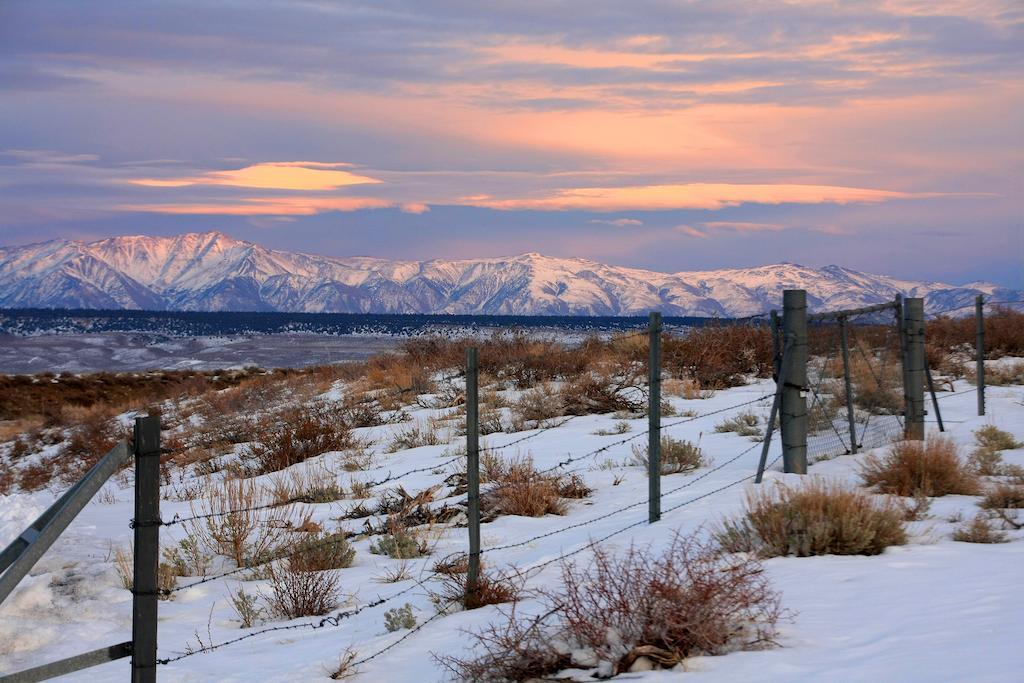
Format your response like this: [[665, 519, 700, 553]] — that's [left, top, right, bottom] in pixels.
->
[[89, 292, 1005, 677]]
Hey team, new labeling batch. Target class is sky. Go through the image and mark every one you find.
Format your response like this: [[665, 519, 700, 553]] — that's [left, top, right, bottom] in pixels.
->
[[0, 0, 1022, 286]]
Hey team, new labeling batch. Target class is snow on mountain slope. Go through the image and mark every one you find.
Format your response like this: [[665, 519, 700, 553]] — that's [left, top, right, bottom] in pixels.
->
[[0, 232, 1018, 315]]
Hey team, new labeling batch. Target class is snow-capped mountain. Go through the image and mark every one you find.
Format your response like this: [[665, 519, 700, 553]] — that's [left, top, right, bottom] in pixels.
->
[[0, 232, 1017, 316]]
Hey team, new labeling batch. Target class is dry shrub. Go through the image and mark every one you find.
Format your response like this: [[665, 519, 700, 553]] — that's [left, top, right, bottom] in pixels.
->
[[974, 425, 1022, 452], [969, 447, 1005, 476], [972, 361, 1024, 387], [631, 436, 704, 475], [266, 562, 341, 619], [437, 533, 782, 680], [193, 478, 290, 567], [57, 407, 128, 483], [559, 370, 643, 416], [481, 455, 589, 517], [289, 531, 357, 571], [510, 384, 564, 428], [860, 436, 980, 497], [362, 353, 436, 398], [716, 480, 907, 557], [846, 348, 902, 414], [245, 402, 354, 475], [433, 568, 524, 610], [664, 378, 706, 400], [952, 514, 1008, 543], [928, 306, 1024, 358], [980, 483, 1024, 510], [662, 323, 773, 389]]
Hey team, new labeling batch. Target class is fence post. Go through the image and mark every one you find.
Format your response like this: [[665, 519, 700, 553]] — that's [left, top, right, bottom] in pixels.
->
[[465, 347, 481, 608], [131, 415, 161, 683], [648, 311, 662, 523], [780, 290, 808, 474], [839, 315, 858, 454], [904, 298, 926, 440], [975, 294, 985, 416]]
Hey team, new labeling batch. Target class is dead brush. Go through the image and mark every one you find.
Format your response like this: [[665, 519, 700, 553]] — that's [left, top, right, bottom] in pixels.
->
[[192, 478, 291, 567], [435, 533, 783, 680], [265, 561, 342, 619], [269, 463, 345, 505], [714, 411, 761, 438], [510, 383, 565, 428], [631, 436, 705, 475], [968, 361, 1024, 387], [952, 514, 1008, 543], [559, 369, 644, 416], [860, 435, 980, 497], [56, 407, 128, 484], [386, 420, 445, 452], [432, 567, 524, 610], [973, 425, 1022, 452], [662, 324, 773, 389], [244, 402, 355, 475], [980, 483, 1024, 510], [481, 455, 589, 518], [113, 544, 177, 599], [715, 480, 907, 557]]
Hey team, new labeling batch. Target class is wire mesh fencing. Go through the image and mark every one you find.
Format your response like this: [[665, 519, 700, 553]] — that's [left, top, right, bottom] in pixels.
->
[[804, 307, 905, 462]]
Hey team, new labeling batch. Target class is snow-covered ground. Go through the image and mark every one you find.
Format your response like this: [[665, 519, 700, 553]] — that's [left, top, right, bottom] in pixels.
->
[[1, 377, 1022, 682]]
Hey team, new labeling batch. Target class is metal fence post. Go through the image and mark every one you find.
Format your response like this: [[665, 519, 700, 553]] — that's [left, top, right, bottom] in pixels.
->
[[780, 290, 808, 474], [839, 315, 858, 454], [976, 294, 985, 416], [904, 299, 926, 440], [465, 348, 481, 608], [648, 311, 662, 523], [132, 415, 161, 683]]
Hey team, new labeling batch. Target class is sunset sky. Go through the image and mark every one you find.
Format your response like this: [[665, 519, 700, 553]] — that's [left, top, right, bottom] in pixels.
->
[[1, 1, 1021, 285]]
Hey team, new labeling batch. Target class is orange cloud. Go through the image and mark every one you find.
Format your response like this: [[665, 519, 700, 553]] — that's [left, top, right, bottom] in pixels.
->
[[129, 161, 380, 191], [466, 183, 931, 212], [117, 196, 391, 216]]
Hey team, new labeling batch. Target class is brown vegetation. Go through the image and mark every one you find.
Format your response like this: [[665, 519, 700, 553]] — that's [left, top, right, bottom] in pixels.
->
[[860, 436, 980, 497], [716, 480, 907, 557], [480, 455, 591, 518], [437, 534, 782, 680]]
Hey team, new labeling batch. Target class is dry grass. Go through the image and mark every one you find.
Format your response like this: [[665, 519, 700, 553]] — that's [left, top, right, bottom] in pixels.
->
[[631, 436, 705, 475], [192, 478, 291, 567], [269, 463, 346, 505], [860, 435, 980, 497], [716, 480, 907, 557], [433, 568, 524, 610], [480, 455, 590, 518], [662, 323, 773, 389], [386, 420, 446, 452], [113, 544, 177, 599], [971, 361, 1024, 387], [974, 425, 1022, 452], [436, 533, 782, 680], [952, 514, 1008, 543], [715, 411, 762, 438], [979, 483, 1024, 510]]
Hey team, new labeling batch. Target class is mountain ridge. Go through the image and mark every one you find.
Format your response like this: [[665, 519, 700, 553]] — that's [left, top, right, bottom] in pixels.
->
[[0, 231, 1017, 316]]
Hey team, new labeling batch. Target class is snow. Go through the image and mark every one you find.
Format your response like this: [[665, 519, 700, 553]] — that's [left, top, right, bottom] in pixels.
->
[[0, 378, 1022, 681]]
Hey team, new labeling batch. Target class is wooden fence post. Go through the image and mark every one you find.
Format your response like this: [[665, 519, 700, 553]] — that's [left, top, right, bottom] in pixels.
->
[[976, 294, 985, 416], [903, 299, 926, 440], [839, 315, 858, 454], [648, 312, 661, 523], [132, 415, 161, 683], [780, 290, 808, 474], [465, 348, 481, 608]]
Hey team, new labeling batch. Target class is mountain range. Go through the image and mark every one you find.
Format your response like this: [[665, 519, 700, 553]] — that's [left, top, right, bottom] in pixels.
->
[[0, 232, 1016, 316]]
